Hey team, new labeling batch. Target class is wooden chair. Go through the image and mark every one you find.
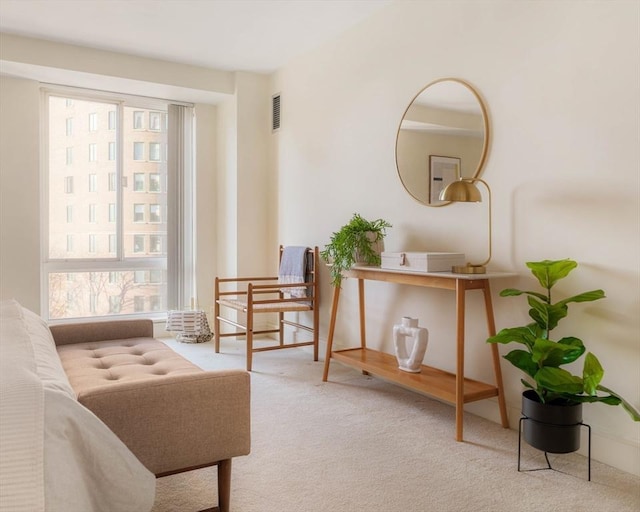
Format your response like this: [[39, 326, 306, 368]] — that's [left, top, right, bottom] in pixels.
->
[[214, 246, 319, 371]]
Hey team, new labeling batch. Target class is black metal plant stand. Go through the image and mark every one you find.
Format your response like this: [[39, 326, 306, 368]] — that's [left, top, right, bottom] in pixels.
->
[[518, 416, 592, 481]]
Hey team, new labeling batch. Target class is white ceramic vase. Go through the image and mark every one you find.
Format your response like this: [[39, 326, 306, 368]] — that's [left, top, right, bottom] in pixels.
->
[[393, 317, 428, 373]]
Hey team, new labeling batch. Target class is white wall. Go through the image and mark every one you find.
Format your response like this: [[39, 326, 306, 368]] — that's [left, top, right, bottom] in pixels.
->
[[0, 0, 638, 476], [0, 76, 41, 312], [271, 0, 640, 475]]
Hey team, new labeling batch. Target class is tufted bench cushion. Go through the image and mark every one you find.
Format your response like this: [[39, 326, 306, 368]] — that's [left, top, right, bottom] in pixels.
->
[[57, 338, 202, 392], [50, 320, 251, 500]]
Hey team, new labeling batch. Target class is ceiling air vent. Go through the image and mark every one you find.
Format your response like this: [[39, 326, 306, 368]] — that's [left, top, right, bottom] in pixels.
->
[[272, 93, 281, 132]]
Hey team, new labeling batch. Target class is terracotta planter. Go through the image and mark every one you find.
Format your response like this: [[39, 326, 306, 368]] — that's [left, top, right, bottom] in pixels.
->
[[521, 390, 583, 454]]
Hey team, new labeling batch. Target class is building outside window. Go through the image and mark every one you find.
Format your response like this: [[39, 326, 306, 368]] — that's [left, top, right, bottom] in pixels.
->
[[108, 110, 116, 130], [134, 173, 145, 191], [149, 173, 161, 192], [88, 234, 97, 253], [149, 112, 162, 131], [89, 112, 98, 131], [150, 235, 162, 253], [44, 91, 194, 320], [149, 204, 161, 223], [64, 176, 74, 194], [133, 203, 145, 222], [149, 142, 161, 162], [133, 142, 144, 161], [133, 234, 145, 253], [134, 296, 145, 312], [133, 111, 144, 129]]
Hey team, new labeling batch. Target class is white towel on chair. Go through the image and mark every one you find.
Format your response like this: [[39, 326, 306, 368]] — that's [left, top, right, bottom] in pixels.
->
[[279, 246, 309, 299]]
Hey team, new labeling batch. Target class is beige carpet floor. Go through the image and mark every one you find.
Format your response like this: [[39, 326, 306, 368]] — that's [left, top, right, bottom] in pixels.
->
[[151, 338, 640, 512]]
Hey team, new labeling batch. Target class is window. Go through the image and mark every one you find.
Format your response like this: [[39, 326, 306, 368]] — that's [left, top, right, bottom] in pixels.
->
[[66, 147, 73, 165], [64, 176, 74, 194], [44, 91, 194, 320], [109, 296, 121, 314], [150, 235, 162, 253], [108, 111, 116, 130], [133, 142, 144, 161], [149, 112, 162, 131], [88, 204, 97, 223], [88, 234, 97, 253], [133, 204, 145, 222], [133, 111, 144, 129], [149, 142, 161, 162], [134, 296, 145, 312], [66, 118, 73, 136], [149, 204, 161, 223], [149, 173, 161, 192], [133, 235, 144, 253], [133, 173, 145, 191]]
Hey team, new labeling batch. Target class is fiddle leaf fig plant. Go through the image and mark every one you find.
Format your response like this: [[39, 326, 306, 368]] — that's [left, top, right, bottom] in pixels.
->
[[320, 213, 391, 287], [488, 259, 639, 421]]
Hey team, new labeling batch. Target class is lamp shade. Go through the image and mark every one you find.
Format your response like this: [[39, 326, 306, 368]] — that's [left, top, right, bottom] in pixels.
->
[[438, 177, 492, 274], [439, 179, 482, 202]]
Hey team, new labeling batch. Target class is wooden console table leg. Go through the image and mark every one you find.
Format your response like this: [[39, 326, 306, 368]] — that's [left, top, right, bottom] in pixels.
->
[[357, 279, 370, 375], [455, 279, 466, 442], [322, 285, 341, 382], [482, 281, 509, 428]]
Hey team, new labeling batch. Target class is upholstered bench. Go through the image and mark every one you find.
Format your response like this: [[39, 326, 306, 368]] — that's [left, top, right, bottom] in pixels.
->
[[51, 319, 251, 512]]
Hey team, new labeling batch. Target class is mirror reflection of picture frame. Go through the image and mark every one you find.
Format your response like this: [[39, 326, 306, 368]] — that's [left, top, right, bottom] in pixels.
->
[[429, 155, 461, 204]]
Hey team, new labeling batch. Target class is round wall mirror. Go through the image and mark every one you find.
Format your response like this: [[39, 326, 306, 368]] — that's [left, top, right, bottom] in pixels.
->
[[395, 78, 490, 206]]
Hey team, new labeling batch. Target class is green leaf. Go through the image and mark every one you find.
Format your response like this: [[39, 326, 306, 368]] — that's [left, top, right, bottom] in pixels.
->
[[527, 297, 568, 331], [557, 289, 606, 307], [535, 366, 584, 394], [503, 350, 538, 378], [582, 352, 604, 395], [531, 337, 585, 367], [487, 325, 537, 349], [598, 385, 640, 421], [499, 288, 548, 302], [527, 259, 577, 289]]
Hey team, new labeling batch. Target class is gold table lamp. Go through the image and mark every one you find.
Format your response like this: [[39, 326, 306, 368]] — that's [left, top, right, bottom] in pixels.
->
[[439, 177, 492, 274]]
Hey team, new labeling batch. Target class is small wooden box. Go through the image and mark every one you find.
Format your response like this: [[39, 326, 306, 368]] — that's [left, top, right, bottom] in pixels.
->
[[380, 252, 466, 273]]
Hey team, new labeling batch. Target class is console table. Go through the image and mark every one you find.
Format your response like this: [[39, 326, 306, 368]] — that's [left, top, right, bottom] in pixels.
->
[[322, 266, 513, 441]]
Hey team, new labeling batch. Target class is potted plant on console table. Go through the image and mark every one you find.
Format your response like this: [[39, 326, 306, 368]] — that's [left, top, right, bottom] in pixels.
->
[[320, 213, 392, 287], [487, 259, 639, 461]]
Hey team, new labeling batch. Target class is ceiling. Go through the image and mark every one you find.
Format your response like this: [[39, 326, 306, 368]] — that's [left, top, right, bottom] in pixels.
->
[[0, 0, 391, 73]]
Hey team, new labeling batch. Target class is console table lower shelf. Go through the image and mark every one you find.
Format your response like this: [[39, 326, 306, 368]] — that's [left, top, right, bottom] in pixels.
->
[[331, 347, 500, 404]]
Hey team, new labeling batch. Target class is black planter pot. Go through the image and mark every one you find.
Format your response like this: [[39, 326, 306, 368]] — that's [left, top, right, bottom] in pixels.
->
[[521, 389, 583, 454]]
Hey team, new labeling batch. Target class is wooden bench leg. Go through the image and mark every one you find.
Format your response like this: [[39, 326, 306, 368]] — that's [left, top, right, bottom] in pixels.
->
[[197, 459, 232, 512], [218, 459, 232, 512]]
